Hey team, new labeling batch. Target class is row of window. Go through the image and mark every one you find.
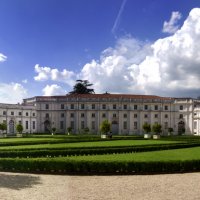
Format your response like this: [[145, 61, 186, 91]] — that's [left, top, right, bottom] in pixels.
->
[[1, 120, 36, 130], [64, 121, 169, 131], [45, 112, 185, 119], [1, 111, 36, 117], [44, 104, 172, 111]]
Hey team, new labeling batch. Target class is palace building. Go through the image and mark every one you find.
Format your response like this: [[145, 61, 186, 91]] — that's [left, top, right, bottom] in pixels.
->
[[1, 93, 200, 135]]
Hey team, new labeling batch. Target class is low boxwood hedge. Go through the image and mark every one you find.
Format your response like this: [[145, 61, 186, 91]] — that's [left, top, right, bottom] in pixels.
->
[[0, 142, 199, 158], [0, 158, 200, 174]]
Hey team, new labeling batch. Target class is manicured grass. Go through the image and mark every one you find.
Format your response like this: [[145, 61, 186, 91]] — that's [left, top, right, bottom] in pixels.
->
[[0, 139, 181, 150], [0, 135, 200, 174], [65, 146, 200, 162]]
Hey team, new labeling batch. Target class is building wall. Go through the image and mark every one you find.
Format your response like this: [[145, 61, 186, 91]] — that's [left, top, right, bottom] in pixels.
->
[[1, 95, 200, 135], [0, 104, 37, 135]]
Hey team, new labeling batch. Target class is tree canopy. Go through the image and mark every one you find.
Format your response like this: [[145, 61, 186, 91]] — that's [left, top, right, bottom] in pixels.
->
[[142, 123, 151, 134], [100, 120, 111, 135], [69, 80, 94, 94]]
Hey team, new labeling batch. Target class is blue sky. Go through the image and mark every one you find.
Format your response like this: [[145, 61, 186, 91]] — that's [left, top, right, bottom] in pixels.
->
[[0, 0, 200, 103]]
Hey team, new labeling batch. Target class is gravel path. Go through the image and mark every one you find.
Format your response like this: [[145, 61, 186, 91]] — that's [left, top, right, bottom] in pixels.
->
[[0, 172, 200, 200]]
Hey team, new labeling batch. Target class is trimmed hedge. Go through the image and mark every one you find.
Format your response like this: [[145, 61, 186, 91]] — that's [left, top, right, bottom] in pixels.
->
[[0, 158, 200, 174], [0, 142, 199, 158]]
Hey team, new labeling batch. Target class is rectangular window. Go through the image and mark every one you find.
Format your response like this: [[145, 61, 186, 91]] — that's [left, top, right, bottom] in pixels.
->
[[33, 121, 36, 129], [45, 104, 49, 109], [92, 104, 95, 109], [102, 104, 106, 109], [123, 104, 127, 110], [70, 113, 74, 118], [134, 105, 137, 110], [155, 114, 158, 118], [3, 111, 6, 115], [113, 113, 117, 118], [164, 105, 168, 110], [180, 105, 183, 110], [45, 113, 49, 118], [165, 114, 168, 118], [60, 121, 64, 129], [81, 121, 85, 129], [26, 121, 28, 129], [134, 122, 137, 130], [144, 105, 148, 110], [81, 113, 85, 118], [91, 121, 95, 130], [61, 104, 65, 109], [70, 104, 74, 109], [81, 104, 85, 109], [61, 113, 65, 118], [70, 121, 74, 129], [19, 120, 22, 125], [124, 113, 127, 118], [134, 114, 137, 118], [144, 114, 148, 118], [194, 121, 197, 129], [179, 114, 183, 119], [102, 113, 106, 118], [91, 113, 95, 118], [123, 121, 127, 129], [113, 104, 116, 109], [26, 112, 29, 116], [155, 105, 158, 110], [32, 112, 35, 117], [11, 111, 14, 116]]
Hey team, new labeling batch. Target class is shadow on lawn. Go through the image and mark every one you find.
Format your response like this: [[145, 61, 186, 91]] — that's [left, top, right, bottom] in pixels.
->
[[0, 173, 41, 190]]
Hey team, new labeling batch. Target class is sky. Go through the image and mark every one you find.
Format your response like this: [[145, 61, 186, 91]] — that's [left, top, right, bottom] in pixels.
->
[[0, 0, 200, 103]]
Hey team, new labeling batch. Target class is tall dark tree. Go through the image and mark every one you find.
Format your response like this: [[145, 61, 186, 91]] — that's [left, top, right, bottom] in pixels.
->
[[70, 80, 94, 94]]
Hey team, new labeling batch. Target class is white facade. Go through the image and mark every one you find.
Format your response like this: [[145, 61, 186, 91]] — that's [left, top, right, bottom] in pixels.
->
[[1, 94, 200, 135], [0, 103, 37, 135]]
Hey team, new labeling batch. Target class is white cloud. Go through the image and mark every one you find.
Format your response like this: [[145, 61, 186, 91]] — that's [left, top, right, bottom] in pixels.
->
[[22, 79, 28, 84], [33, 8, 200, 98], [0, 82, 27, 103], [42, 84, 66, 96], [162, 11, 182, 34], [0, 53, 7, 62], [79, 8, 200, 97], [34, 64, 75, 86]]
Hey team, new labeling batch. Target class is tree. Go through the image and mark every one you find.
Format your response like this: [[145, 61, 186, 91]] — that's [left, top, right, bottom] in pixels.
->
[[16, 124, 23, 134], [51, 127, 56, 135], [0, 123, 7, 134], [69, 80, 94, 94], [67, 127, 72, 135], [168, 127, 173, 136], [152, 123, 162, 135], [100, 120, 111, 135], [142, 123, 151, 134]]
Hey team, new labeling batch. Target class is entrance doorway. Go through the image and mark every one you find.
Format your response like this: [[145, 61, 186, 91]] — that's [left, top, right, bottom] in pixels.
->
[[9, 120, 14, 134], [111, 120, 119, 134], [44, 120, 51, 133], [178, 121, 185, 135]]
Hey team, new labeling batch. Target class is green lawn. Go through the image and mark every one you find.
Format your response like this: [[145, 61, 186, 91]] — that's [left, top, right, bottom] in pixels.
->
[[55, 146, 200, 162], [0, 139, 181, 150]]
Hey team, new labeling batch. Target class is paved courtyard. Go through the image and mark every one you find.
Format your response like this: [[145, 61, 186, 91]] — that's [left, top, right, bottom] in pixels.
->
[[0, 172, 200, 200]]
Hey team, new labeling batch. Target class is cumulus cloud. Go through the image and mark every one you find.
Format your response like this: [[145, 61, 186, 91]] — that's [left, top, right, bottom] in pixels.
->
[[162, 11, 182, 34], [42, 84, 66, 96], [34, 64, 75, 86], [0, 82, 27, 103], [79, 8, 200, 97], [0, 53, 7, 62], [34, 8, 200, 98]]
